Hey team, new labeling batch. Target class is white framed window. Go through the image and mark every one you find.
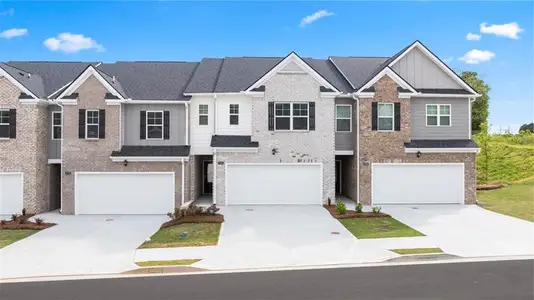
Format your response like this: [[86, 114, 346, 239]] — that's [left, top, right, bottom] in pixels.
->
[[199, 104, 208, 125], [85, 110, 99, 139], [0, 109, 10, 138], [146, 111, 164, 139], [229, 104, 239, 125], [426, 104, 451, 126], [52, 111, 62, 140], [274, 102, 309, 131], [336, 105, 352, 132], [377, 103, 394, 131]]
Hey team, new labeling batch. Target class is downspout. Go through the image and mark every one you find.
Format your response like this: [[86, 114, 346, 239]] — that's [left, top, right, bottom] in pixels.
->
[[352, 93, 360, 204], [213, 94, 218, 135], [213, 149, 217, 205], [185, 102, 189, 145], [50, 100, 64, 213], [181, 157, 185, 205]]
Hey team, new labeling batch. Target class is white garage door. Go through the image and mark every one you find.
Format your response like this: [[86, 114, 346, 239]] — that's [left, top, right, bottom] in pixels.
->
[[0, 173, 24, 215], [75, 172, 175, 215], [372, 164, 464, 205], [226, 164, 322, 205]]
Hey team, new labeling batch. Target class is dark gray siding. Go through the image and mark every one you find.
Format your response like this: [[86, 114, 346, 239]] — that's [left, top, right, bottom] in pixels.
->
[[411, 97, 470, 140], [48, 105, 61, 160], [123, 103, 186, 146], [335, 97, 355, 151]]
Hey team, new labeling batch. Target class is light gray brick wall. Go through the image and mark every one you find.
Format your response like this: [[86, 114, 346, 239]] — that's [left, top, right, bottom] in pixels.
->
[[214, 70, 336, 205], [0, 77, 50, 213]]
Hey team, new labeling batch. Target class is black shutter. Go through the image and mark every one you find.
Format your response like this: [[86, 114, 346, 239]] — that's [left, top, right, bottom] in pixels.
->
[[78, 109, 86, 139], [371, 102, 378, 131], [394, 102, 401, 131], [140, 111, 146, 139], [268, 102, 274, 131], [9, 109, 16, 138], [98, 109, 105, 139], [309, 102, 315, 131], [163, 111, 170, 140]]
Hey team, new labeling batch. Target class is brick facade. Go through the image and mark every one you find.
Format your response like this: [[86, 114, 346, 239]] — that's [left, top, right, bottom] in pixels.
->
[[358, 75, 476, 205], [0, 77, 50, 213]]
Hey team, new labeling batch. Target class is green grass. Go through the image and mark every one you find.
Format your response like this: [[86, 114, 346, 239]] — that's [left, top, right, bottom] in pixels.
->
[[477, 177, 534, 222], [135, 259, 201, 267], [139, 223, 221, 248], [0, 229, 39, 248], [339, 217, 424, 239], [390, 248, 444, 255]]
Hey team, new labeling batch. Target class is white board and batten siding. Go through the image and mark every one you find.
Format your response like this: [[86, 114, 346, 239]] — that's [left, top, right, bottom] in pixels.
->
[[75, 172, 175, 215], [226, 164, 322, 205], [0, 173, 24, 215], [372, 163, 464, 205]]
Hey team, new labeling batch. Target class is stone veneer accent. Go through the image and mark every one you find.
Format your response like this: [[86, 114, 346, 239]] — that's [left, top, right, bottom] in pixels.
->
[[0, 77, 50, 213], [358, 75, 476, 205], [61, 75, 189, 214], [214, 68, 336, 205]]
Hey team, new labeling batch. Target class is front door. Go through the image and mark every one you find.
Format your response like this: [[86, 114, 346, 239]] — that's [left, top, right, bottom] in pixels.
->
[[335, 160, 342, 194], [203, 160, 213, 194]]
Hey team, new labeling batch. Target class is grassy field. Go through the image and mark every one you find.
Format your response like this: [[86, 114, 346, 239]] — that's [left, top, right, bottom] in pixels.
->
[[477, 177, 534, 222]]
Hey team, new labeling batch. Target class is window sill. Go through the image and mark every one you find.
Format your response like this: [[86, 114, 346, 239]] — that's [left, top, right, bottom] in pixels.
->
[[0, 137, 11, 141], [85, 138, 100, 141]]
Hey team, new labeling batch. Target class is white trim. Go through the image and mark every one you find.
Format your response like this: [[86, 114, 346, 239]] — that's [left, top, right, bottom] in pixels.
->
[[181, 158, 185, 205], [119, 103, 122, 148], [468, 98, 472, 138], [122, 100, 188, 104], [229, 103, 239, 125], [228, 162, 322, 166], [198, 104, 209, 126], [0, 67, 39, 99], [334, 150, 354, 155], [411, 93, 475, 98], [425, 104, 451, 127], [185, 102, 189, 145], [57, 66, 124, 100], [356, 67, 418, 94], [48, 159, 62, 164], [0, 109, 10, 139], [245, 52, 340, 93], [356, 96, 360, 204], [274, 102, 309, 131], [319, 92, 340, 98], [387, 41, 480, 96], [48, 81, 72, 99], [145, 110, 164, 140], [213, 151, 217, 204], [56, 99, 78, 105], [212, 147, 259, 153], [85, 109, 100, 140], [405, 148, 480, 153], [335, 104, 352, 132], [184, 92, 264, 97], [328, 57, 356, 90], [214, 95, 218, 134], [105, 99, 122, 106], [52, 111, 62, 140], [377, 102, 395, 132], [19, 99, 49, 106], [110, 156, 189, 162]]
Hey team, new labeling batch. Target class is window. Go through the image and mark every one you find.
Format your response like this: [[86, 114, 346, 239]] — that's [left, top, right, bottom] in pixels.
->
[[52, 111, 62, 140], [0, 109, 9, 138], [229, 104, 239, 125], [426, 104, 451, 126], [275, 103, 309, 131], [199, 104, 208, 125], [85, 110, 99, 139], [146, 111, 164, 139], [377, 103, 394, 131], [336, 105, 351, 132]]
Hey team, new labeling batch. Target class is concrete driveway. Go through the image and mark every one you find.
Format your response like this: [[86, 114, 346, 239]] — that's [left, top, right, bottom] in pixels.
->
[[0, 212, 166, 279], [382, 205, 534, 257]]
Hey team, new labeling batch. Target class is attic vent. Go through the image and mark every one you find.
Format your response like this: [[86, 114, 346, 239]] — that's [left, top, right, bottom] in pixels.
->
[[28, 74, 31, 79], [112, 76, 115, 83]]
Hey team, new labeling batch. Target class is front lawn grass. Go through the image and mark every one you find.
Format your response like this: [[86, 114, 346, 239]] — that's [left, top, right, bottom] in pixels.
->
[[477, 177, 534, 222], [139, 223, 221, 248], [136, 259, 201, 267], [0, 229, 39, 248], [390, 248, 443, 255], [339, 217, 424, 239]]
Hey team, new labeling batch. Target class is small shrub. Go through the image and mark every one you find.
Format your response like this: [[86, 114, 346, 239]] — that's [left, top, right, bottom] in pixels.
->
[[336, 201, 347, 214], [372, 206, 382, 214], [0, 220, 5, 225], [21, 208, 27, 216], [355, 203, 363, 213], [206, 204, 220, 216], [34, 217, 44, 225], [166, 212, 174, 220], [327, 198, 332, 206], [10, 214, 19, 222]]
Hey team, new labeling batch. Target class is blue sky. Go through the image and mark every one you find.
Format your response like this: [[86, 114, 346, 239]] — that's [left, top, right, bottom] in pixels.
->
[[0, 1, 532, 132]]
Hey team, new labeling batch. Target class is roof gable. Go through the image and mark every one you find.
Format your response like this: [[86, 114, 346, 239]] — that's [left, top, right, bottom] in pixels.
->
[[0, 63, 44, 99], [57, 65, 125, 100], [356, 67, 417, 94]]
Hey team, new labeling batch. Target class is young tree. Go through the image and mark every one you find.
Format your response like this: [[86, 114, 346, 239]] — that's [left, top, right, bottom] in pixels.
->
[[474, 121, 490, 184], [461, 71, 490, 133], [519, 123, 534, 133]]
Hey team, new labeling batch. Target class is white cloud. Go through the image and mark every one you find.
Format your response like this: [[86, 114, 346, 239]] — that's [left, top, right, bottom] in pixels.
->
[[43, 33, 105, 53], [459, 49, 495, 64], [466, 32, 481, 41], [443, 57, 454, 64], [480, 22, 523, 39], [0, 8, 14, 16], [300, 10, 334, 27], [0, 28, 27, 39]]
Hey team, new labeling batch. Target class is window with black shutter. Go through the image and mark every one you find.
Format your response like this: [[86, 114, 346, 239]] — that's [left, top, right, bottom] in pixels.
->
[[146, 111, 164, 139], [140, 110, 146, 139], [394, 103, 401, 131], [0, 109, 11, 138], [78, 109, 86, 139]]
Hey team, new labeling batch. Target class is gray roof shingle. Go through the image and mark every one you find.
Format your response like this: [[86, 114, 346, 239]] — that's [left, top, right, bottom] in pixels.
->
[[111, 145, 191, 157], [328, 57, 390, 91], [210, 135, 259, 148], [1, 63, 45, 98], [214, 57, 283, 93], [404, 139, 479, 148], [184, 58, 224, 94]]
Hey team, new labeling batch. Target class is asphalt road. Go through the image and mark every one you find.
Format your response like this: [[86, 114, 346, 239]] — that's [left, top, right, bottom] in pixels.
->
[[1, 259, 533, 300]]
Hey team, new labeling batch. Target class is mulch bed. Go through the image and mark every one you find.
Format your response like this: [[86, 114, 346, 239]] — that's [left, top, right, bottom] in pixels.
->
[[323, 205, 390, 219], [161, 214, 224, 229], [0, 220, 56, 230], [476, 184, 506, 191]]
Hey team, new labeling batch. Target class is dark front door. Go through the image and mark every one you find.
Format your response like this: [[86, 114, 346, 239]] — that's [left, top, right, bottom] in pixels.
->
[[203, 160, 213, 194], [335, 160, 342, 194]]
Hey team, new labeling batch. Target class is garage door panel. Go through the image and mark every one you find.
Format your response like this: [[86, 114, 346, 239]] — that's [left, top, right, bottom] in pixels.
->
[[226, 164, 322, 205], [0, 173, 24, 215], [372, 164, 464, 205], [76, 172, 175, 215]]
